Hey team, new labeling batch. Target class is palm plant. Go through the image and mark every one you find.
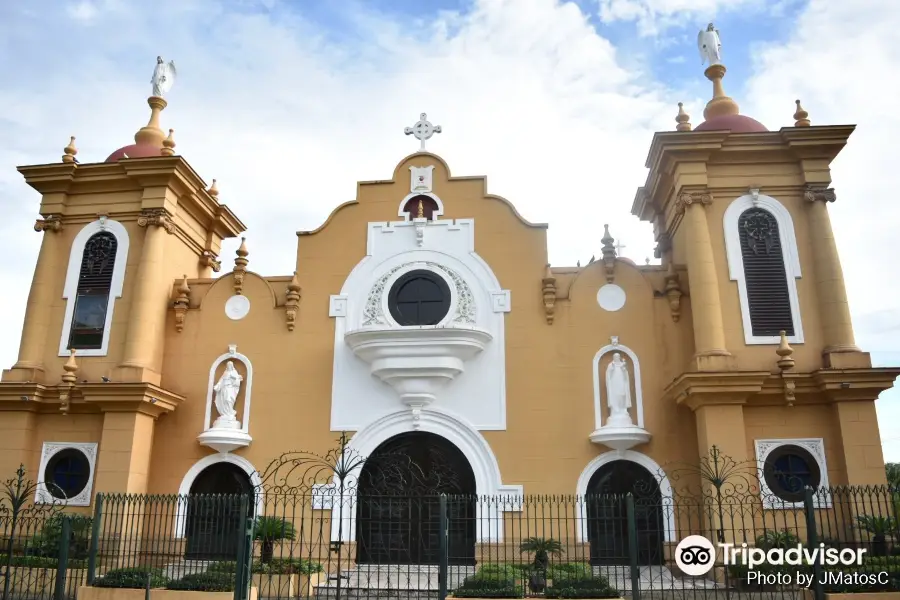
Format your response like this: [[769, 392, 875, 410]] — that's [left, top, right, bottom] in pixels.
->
[[519, 537, 563, 593], [856, 515, 897, 557], [254, 516, 297, 564]]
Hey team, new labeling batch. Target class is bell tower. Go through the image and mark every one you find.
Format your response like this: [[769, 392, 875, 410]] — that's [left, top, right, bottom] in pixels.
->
[[632, 26, 899, 485], [0, 61, 245, 492]]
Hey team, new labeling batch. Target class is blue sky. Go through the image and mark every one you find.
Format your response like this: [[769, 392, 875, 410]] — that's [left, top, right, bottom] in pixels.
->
[[1, 0, 898, 463]]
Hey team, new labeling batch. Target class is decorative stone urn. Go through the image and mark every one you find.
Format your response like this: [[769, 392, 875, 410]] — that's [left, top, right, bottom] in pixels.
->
[[345, 326, 492, 411]]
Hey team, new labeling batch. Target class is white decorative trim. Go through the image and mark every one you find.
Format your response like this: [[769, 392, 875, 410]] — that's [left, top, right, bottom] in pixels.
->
[[491, 291, 511, 313], [203, 345, 253, 434], [575, 450, 674, 543], [58, 219, 130, 356], [723, 193, 804, 345], [592, 338, 645, 429], [327, 408, 523, 542], [755, 438, 831, 509], [409, 166, 435, 194], [362, 261, 477, 327], [174, 453, 262, 538], [397, 192, 445, 221], [329, 295, 348, 318], [35, 442, 98, 506]]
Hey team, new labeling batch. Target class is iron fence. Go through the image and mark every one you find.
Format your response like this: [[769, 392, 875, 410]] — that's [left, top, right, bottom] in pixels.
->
[[2, 450, 899, 600]]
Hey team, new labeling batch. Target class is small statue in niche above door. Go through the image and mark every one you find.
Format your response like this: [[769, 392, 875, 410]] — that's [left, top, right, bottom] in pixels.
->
[[605, 352, 634, 426], [213, 361, 243, 429]]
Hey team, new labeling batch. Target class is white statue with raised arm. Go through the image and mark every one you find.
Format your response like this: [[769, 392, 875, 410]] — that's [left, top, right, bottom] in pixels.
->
[[605, 353, 633, 424], [697, 23, 722, 66], [213, 361, 242, 427], [151, 56, 177, 97]]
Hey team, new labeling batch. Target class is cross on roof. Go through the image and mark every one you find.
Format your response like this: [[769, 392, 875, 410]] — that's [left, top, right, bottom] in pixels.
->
[[614, 240, 626, 255], [404, 113, 442, 152]]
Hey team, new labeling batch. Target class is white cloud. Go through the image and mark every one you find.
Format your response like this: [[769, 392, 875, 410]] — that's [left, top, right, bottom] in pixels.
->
[[0, 0, 897, 460], [595, 0, 772, 35]]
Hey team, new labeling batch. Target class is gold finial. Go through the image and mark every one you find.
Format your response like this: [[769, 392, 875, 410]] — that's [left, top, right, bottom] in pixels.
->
[[62, 136, 78, 163], [233, 237, 249, 295], [160, 129, 176, 156], [793, 99, 810, 127], [59, 350, 79, 415], [285, 271, 302, 332], [417, 197, 425, 219], [173, 275, 191, 333], [703, 64, 740, 120], [776, 330, 795, 370], [208, 179, 219, 198], [133, 96, 168, 147], [675, 103, 692, 131], [541, 264, 557, 325]]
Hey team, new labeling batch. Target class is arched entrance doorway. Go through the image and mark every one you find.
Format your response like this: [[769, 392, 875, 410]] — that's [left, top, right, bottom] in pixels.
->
[[184, 462, 254, 560], [355, 431, 477, 565], [586, 460, 664, 565]]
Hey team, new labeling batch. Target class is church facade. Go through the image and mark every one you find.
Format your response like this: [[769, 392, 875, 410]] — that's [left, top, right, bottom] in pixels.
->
[[1, 50, 898, 572]]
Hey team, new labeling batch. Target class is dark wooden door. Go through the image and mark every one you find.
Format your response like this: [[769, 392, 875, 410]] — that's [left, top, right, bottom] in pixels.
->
[[586, 460, 664, 565], [184, 463, 252, 560], [355, 432, 476, 565]]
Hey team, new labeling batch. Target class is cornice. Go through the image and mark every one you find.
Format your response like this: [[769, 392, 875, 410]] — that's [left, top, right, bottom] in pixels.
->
[[0, 381, 183, 418], [665, 366, 900, 412]]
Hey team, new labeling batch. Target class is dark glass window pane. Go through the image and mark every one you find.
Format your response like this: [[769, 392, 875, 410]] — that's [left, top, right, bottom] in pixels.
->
[[68, 232, 117, 350], [388, 270, 451, 326], [763, 445, 821, 503], [44, 449, 90, 500], [69, 293, 108, 349]]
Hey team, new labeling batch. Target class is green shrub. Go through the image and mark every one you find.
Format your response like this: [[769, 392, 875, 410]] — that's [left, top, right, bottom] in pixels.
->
[[28, 514, 93, 560], [472, 563, 524, 582], [544, 577, 619, 599], [453, 575, 522, 598], [207, 558, 323, 575], [166, 572, 235, 592], [547, 563, 593, 581], [0, 554, 87, 569], [92, 567, 168, 589]]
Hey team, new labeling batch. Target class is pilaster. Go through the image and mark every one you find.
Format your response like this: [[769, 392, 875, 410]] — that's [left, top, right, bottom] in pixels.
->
[[116, 208, 175, 384], [803, 185, 869, 368], [675, 190, 735, 371], [4, 216, 64, 383], [831, 401, 887, 486]]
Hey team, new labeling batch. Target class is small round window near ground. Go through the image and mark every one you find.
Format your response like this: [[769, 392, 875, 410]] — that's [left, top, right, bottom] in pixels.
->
[[762, 444, 821, 503], [388, 270, 451, 326], [44, 448, 91, 500]]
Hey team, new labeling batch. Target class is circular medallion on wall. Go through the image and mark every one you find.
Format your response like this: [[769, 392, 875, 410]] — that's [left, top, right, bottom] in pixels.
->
[[225, 295, 251, 320], [596, 284, 626, 312]]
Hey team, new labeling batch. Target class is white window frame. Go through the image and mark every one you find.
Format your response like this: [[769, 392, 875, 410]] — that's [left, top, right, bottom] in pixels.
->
[[35, 442, 99, 507], [723, 193, 804, 345], [755, 438, 831, 509], [58, 218, 130, 356]]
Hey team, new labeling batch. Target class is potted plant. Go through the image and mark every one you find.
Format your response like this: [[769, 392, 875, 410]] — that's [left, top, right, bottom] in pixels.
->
[[254, 516, 297, 564], [856, 515, 897, 557], [519, 537, 563, 593]]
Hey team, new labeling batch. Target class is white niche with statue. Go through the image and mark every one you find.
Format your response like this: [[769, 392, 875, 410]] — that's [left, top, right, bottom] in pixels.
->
[[198, 344, 253, 453], [590, 337, 651, 451]]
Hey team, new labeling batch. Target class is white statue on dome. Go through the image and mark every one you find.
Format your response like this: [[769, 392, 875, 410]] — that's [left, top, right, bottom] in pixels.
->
[[213, 361, 242, 426], [151, 56, 177, 97], [605, 353, 633, 420], [697, 23, 722, 66]]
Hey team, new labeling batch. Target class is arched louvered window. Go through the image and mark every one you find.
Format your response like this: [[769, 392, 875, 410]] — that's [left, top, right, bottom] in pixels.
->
[[68, 232, 118, 350], [737, 208, 794, 337]]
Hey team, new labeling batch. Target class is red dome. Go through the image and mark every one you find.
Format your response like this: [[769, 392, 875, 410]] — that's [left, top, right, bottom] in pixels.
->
[[105, 143, 164, 162], [694, 114, 768, 133]]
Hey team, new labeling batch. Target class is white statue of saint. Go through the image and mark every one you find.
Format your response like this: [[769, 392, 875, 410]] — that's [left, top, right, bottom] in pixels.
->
[[151, 56, 177, 97], [605, 353, 633, 423], [697, 23, 722, 66], [213, 361, 242, 426]]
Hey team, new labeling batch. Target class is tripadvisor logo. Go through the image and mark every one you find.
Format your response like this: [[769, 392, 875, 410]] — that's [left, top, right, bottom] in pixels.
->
[[675, 535, 867, 577]]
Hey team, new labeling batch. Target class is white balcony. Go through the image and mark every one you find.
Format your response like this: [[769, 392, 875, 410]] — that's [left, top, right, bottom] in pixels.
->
[[345, 326, 492, 408]]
